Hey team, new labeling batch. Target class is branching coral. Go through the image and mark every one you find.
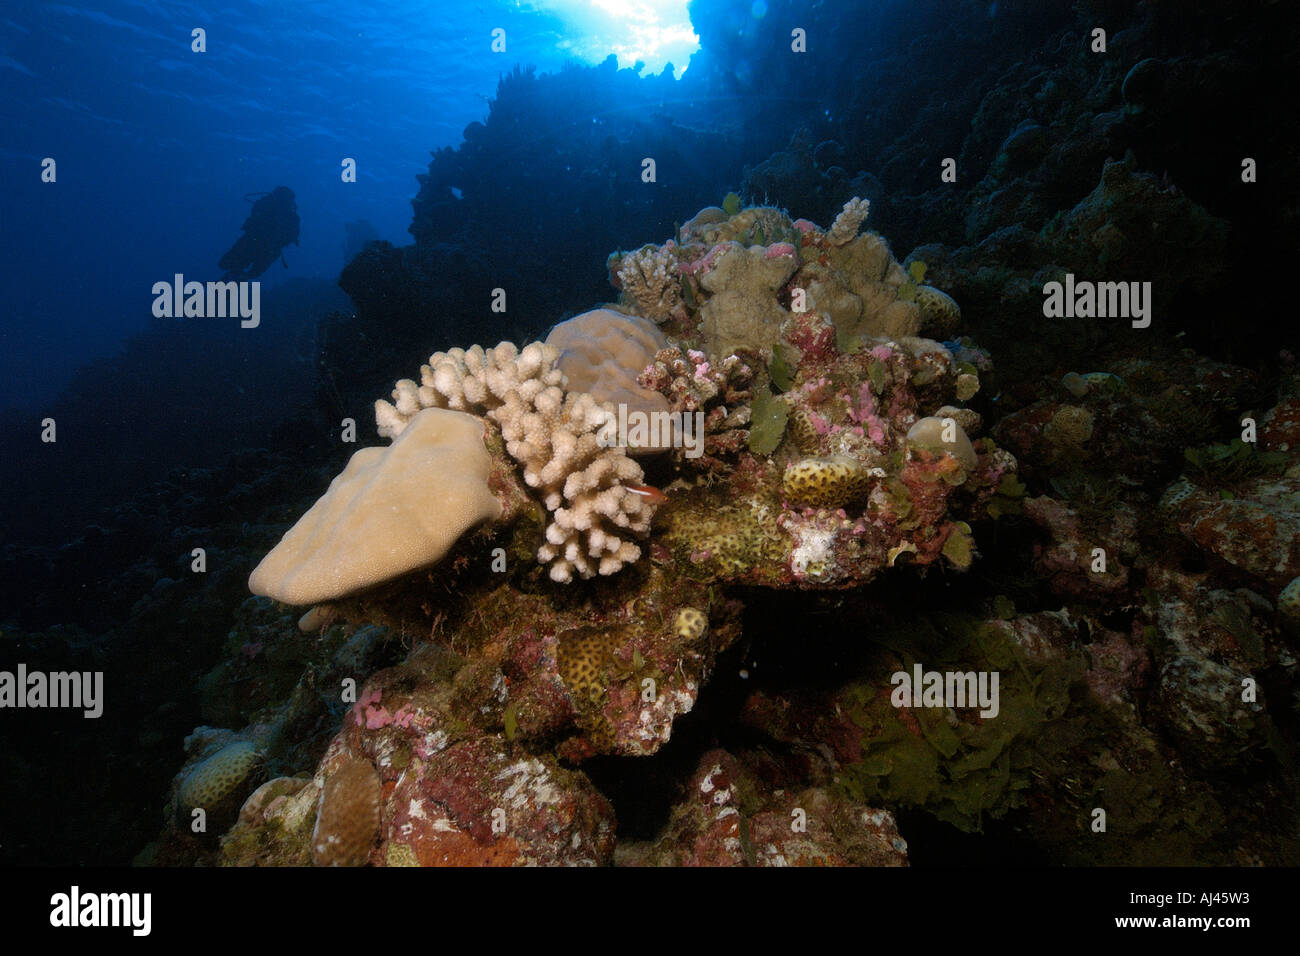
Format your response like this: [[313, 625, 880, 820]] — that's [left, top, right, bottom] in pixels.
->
[[637, 346, 754, 471], [376, 341, 657, 583], [612, 243, 683, 323], [826, 197, 871, 245]]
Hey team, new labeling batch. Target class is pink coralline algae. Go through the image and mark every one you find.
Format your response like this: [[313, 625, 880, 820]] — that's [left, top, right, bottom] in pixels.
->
[[845, 382, 887, 446], [353, 687, 389, 729], [677, 241, 733, 277]]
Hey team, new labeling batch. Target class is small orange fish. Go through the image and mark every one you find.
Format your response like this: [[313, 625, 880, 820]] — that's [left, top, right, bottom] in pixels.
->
[[624, 483, 668, 505]]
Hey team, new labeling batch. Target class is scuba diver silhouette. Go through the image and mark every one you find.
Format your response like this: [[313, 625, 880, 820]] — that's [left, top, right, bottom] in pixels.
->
[[218, 186, 300, 281]]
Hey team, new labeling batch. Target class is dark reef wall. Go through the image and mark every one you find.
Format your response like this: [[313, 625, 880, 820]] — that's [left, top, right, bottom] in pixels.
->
[[335, 0, 1298, 425], [332, 60, 739, 421]]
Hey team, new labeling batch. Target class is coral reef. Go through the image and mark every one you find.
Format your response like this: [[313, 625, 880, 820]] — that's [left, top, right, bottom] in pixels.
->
[[16, 0, 1299, 871], [263, 199, 995, 599], [159, 196, 1026, 866], [616, 750, 909, 867], [154, 185, 1299, 870]]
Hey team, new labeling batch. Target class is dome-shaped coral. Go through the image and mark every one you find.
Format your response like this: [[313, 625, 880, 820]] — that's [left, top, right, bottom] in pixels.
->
[[783, 455, 872, 508], [915, 285, 961, 336], [674, 607, 708, 641], [312, 756, 381, 867], [545, 308, 671, 453], [905, 417, 977, 471], [177, 741, 261, 812]]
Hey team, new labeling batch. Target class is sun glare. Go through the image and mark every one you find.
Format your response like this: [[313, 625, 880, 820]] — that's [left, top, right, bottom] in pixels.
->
[[529, 0, 699, 75]]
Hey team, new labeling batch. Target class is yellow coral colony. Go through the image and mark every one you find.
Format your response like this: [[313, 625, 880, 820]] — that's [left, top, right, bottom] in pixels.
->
[[674, 607, 708, 641], [177, 741, 261, 810], [782, 456, 872, 508]]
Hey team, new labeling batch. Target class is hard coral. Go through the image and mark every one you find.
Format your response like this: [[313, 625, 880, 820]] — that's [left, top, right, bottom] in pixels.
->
[[783, 455, 873, 508], [249, 408, 501, 604], [219, 196, 1026, 870], [545, 308, 671, 454], [376, 340, 657, 583], [611, 244, 683, 323], [697, 241, 799, 357], [638, 345, 754, 471], [177, 740, 261, 814], [311, 756, 381, 867]]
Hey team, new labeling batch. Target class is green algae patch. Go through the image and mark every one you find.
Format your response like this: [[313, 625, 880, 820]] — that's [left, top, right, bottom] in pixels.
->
[[896, 260, 928, 302], [503, 702, 519, 741], [748, 387, 789, 455], [1183, 439, 1287, 485], [829, 611, 1246, 862], [835, 613, 1087, 833], [865, 359, 887, 395], [941, 522, 974, 569], [768, 345, 795, 392], [985, 472, 1026, 519]]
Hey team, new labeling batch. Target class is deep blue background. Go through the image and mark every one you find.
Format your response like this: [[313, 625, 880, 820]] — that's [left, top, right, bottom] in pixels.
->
[[0, 0, 698, 410]]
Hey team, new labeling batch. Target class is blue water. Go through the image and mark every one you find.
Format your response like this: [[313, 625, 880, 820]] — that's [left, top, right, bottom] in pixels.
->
[[0, 0, 698, 411]]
